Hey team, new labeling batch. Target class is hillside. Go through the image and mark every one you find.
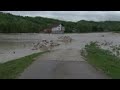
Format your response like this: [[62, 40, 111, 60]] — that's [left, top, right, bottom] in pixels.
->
[[0, 12, 120, 33]]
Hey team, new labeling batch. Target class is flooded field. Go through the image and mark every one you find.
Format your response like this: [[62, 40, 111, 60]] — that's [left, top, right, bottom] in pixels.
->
[[0, 32, 120, 63]]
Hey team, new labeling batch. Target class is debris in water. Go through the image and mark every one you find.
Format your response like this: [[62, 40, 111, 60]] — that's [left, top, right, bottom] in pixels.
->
[[13, 51, 15, 54]]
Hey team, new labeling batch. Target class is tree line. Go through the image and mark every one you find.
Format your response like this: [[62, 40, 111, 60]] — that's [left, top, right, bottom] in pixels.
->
[[0, 12, 120, 33]]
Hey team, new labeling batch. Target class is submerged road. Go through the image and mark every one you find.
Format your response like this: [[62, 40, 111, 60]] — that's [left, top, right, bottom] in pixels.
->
[[19, 49, 109, 79]]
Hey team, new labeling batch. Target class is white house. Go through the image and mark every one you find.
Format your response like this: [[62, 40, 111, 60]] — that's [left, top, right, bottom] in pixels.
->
[[44, 23, 65, 34]]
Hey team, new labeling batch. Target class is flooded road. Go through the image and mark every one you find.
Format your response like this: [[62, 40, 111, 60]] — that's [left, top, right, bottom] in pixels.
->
[[0, 32, 120, 63], [1, 33, 118, 79]]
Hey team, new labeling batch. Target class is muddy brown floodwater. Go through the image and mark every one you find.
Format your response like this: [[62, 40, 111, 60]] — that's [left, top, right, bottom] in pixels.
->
[[0, 32, 120, 63]]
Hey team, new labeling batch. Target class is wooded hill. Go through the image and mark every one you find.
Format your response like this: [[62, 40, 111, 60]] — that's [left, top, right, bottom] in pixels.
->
[[0, 12, 120, 33]]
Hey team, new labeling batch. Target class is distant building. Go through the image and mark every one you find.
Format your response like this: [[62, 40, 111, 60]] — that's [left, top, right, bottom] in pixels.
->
[[44, 23, 65, 34]]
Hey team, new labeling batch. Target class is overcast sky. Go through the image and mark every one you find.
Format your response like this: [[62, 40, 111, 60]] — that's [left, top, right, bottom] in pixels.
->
[[2, 11, 120, 22]]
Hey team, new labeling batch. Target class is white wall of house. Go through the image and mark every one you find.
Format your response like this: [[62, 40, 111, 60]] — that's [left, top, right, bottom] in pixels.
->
[[52, 24, 65, 34]]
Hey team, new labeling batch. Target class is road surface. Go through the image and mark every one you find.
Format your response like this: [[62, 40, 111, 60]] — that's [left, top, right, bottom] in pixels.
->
[[19, 49, 109, 79]]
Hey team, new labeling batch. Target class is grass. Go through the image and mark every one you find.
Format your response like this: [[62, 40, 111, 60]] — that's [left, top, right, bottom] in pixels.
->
[[0, 51, 47, 79], [82, 41, 120, 79]]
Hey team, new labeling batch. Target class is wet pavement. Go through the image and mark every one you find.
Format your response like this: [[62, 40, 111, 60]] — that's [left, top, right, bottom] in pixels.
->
[[19, 49, 109, 79], [19, 61, 109, 79]]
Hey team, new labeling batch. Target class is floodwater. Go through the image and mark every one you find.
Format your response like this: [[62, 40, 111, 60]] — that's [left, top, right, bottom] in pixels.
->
[[0, 32, 120, 63]]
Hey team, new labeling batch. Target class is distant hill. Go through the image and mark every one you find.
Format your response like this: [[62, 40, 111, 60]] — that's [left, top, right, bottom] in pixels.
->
[[0, 12, 120, 33]]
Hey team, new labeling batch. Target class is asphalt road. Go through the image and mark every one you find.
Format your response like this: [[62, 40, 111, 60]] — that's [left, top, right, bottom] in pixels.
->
[[19, 49, 109, 79]]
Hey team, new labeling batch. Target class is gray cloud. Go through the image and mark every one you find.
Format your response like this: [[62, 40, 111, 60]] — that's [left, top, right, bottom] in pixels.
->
[[1, 11, 120, 22]]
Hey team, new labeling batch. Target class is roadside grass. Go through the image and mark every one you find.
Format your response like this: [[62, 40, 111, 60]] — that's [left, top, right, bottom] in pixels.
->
[[81, 41, 120, 79], [0, 51, 47, 79]]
